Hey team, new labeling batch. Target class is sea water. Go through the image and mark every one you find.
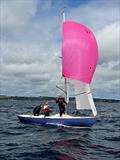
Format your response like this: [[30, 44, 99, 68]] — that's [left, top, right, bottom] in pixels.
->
[[0, 99, 120, 160]]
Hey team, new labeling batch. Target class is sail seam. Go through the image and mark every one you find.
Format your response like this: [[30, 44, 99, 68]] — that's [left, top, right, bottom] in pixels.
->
[[75, 92, 91, 96]]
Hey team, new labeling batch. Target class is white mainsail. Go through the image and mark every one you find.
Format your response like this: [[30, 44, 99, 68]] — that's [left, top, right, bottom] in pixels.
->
[[74, 80, 97, 116], [64, 78, 69, 103]]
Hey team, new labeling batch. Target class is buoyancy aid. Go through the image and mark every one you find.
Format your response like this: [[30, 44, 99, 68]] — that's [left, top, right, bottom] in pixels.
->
[[43, 105, 50, 113]]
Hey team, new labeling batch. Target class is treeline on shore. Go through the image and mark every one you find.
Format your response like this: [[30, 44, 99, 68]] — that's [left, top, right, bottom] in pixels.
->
[[0, 95, 54, 101], [0, 95, 119, 102]]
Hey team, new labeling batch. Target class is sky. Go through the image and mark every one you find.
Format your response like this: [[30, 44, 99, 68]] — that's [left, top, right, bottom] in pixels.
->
[[0, 0, 120, 99]]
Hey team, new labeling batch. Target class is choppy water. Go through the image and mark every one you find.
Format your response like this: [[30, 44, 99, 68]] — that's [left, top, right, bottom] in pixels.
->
[[0, 99, 120, 160]]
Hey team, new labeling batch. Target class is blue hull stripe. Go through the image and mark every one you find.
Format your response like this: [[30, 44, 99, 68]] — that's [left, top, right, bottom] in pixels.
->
[[17, 115, 96, 127]]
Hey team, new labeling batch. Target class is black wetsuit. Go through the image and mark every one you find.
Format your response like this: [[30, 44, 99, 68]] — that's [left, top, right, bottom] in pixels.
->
[[33, 104, 42, 116], [56, 98, 67, 117]]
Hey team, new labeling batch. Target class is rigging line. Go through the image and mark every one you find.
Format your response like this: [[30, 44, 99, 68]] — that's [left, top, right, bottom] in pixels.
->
[[75, 92, 91, 96], [66, 81, 69, 84], [56, 85, 67, 94]]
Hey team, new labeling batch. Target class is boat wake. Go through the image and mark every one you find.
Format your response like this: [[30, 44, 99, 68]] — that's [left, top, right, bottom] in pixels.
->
[[46, 122, 91, 129]]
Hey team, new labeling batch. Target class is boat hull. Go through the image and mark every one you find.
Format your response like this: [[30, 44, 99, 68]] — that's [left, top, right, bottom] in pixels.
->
[[17, 114, 96, 127]]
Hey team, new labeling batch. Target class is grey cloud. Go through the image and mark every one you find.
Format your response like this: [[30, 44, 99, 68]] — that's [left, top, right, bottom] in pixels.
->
[[93, 79, 120, 96], [92, 62, 120, 99], [1, 0, 37, 38], [94, 62, 120, 83], [0, 0, 119, 99], [96, 22, 120, 64], [68, 0, 119, 31]]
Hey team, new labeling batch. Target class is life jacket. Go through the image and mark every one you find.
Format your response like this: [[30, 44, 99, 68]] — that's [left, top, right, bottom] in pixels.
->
[[43, 105, 50, 113]]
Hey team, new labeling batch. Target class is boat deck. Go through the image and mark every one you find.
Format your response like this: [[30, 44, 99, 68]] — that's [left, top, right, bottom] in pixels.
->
[[18, 114, 95, 119]]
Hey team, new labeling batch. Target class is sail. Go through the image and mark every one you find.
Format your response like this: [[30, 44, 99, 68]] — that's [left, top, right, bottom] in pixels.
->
[[74, 80, 97, 116], [64, 78, 69, 103], [62, 21, 98, 84]]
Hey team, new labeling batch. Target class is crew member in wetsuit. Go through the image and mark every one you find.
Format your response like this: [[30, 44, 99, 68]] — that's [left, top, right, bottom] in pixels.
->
[[43, 101, 50, 117], [33, 104, 42, 116], [56, 96, 67, 117]]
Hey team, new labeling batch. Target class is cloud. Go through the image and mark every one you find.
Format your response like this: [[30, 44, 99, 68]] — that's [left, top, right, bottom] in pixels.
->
[[0, 0, 119, 99], [38, 0, 52, 11], [92, 21, 120, 99], [67, 0, 119, 31], [0, 0, 37, 38], [92, 59, 120, 99], [96, 22, 120, 64]]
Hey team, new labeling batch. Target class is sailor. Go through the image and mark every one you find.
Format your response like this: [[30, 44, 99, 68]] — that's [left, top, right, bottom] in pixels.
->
[[56, 96, 67, 117], [33, 104, 42, 116], [43, 101, 50, 117]]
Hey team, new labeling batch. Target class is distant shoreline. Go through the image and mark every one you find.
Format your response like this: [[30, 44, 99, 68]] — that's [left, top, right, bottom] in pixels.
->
[[0, 95, 119, 102]]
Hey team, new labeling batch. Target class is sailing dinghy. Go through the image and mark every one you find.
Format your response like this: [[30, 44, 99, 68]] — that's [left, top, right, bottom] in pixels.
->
[[17, 11, 98, 127]]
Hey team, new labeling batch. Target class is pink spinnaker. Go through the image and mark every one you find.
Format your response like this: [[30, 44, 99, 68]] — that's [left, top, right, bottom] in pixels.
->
[[62, 21, 98, 84]]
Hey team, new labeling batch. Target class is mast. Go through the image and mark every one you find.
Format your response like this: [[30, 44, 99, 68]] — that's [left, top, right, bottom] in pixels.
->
[[62, 7, 66, 22], [62, 7, 68, 114]]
